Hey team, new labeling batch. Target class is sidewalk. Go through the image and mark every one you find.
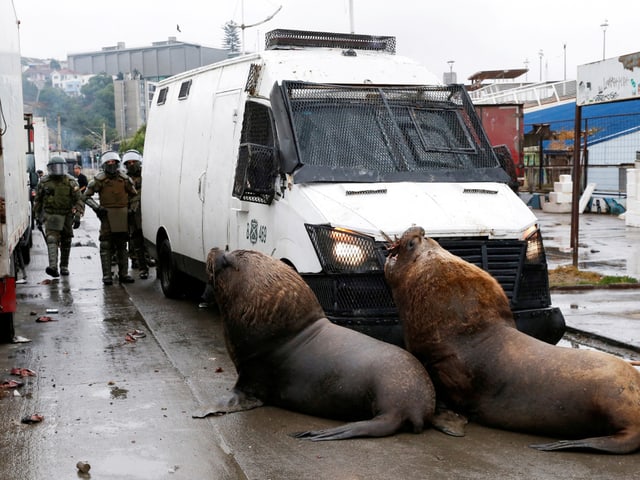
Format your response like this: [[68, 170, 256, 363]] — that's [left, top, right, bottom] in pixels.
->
[[535, 209, 640, 353]]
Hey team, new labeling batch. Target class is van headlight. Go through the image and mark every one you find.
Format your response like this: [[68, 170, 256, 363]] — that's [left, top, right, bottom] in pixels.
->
[[522, 225, 545, 264], [305, 224, 383, 273]]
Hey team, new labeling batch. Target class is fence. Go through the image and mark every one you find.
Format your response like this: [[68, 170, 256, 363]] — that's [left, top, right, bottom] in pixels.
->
[[523, 111, 640, 194]]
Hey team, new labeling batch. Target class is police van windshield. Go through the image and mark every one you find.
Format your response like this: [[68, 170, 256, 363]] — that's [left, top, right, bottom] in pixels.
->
[[281, 81, 505, 184]]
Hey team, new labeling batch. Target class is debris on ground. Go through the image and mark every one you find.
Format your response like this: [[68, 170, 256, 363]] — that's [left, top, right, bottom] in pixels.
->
[[0, 379, 23, 389], [76, 461, 91, 474], [21, 414, 44, 424], [10, 368, 36, 377], [125, 329, 147, 342]]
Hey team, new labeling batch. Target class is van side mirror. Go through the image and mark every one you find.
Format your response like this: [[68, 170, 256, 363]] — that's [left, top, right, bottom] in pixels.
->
[[232, 143, 278, 205]]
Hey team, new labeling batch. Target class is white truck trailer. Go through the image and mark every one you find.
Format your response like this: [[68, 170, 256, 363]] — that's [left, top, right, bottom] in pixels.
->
[[142, 30, 565, 345], [0, 1, 33, 341]]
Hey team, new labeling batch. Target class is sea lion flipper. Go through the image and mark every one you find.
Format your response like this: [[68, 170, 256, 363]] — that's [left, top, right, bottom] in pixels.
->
[[530, 435, 640, 454], [192, 391, 263, 418], [291, 415, 409, 441], [431, 407, 468, 437]]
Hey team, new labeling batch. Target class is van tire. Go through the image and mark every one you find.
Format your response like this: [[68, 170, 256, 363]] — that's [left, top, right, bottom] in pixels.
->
[[157, 238, 184, 299]]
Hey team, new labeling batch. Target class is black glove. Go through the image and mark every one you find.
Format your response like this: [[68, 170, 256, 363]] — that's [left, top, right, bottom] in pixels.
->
[[96, 207, 108, 221], [73, 214, 81, 229]]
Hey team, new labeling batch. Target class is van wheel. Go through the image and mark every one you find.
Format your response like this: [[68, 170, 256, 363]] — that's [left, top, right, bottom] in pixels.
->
[[157, 238, 184, 299]]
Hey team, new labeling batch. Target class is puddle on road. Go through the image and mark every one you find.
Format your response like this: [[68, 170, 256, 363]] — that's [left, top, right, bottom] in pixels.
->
[[110, 386, 128, 399], [90, 385, 129, 400], [95, 454, 178, 478]]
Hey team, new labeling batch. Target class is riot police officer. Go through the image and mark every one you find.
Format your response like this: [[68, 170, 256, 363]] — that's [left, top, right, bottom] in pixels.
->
[[122, 149, 149, 279], [83, 151, 138, 285], [33, 156, 84, 277]]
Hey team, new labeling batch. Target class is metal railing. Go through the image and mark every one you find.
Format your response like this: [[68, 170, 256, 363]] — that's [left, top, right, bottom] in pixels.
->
[[471, 80, 576, 108]]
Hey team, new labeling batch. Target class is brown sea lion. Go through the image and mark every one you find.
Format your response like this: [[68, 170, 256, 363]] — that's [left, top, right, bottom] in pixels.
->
[[192, 248, 440, 441], [384, 226, 640, 454]]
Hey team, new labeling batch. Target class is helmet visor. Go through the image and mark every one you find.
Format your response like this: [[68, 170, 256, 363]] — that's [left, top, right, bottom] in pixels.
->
[[48, 163, 66, 176]]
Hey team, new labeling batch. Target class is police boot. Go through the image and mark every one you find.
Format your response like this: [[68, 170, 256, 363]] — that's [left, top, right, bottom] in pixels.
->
[[116, 239, 134, 284], [45, 235, 59, 278], [59, 245, 71, 276], [135, 244, 149, 279], [100, 240, 113, 285]]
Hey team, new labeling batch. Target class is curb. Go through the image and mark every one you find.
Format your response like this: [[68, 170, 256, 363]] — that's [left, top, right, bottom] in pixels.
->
[[550, 283, 640, 292]]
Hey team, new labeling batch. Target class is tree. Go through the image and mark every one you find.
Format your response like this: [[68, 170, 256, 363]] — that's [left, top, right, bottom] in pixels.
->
[[27, 73, 117, 151], [22, 73, 38, 103], [120, 124, 146, 153], [222, 21, 241, 53]]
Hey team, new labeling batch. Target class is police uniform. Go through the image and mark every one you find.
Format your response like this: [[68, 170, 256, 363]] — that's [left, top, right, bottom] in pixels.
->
[[126, 170, 149, 276], [33, 173, 83, 277], [84, 169, 138, 284]]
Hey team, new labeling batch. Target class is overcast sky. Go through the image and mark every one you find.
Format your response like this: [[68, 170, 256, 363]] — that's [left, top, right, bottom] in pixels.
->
[[14, 0, 638, 83]]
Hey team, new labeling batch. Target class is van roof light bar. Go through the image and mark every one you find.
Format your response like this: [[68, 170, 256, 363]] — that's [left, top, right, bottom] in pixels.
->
[[265, 29, 396, 54]]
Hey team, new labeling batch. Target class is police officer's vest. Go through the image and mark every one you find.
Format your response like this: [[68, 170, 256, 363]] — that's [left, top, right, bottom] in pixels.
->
[[95, 172, 130, 208], [42, 176, 75, 215]]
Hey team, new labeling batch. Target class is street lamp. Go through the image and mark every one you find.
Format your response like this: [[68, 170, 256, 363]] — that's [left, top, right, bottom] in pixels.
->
[[445, 60, 455, 84], [538, 49, 544, 82], [600, 19, 608, 60], [524, 58, 529, 82]]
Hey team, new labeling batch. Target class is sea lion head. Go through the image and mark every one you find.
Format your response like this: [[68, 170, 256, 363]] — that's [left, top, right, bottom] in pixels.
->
[[385, 226, 438, 286], [205, 248, 326, 365]]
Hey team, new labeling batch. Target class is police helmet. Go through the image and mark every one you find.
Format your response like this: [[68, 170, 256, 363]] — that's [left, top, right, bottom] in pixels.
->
[[47, 156, 67, 176], [100, 151, 121, 175], [122, 149, 142, 164], [122, 149, 142, 176]]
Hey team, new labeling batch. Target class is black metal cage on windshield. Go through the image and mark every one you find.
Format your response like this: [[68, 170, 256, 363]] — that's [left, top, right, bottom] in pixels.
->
[[279, 81, 506, 184]]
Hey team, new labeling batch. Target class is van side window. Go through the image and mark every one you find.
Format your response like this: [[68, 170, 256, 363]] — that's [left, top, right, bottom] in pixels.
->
[[157, 87, 168, 105], [178, 80, 192, 100], [233, 102, 277, 204]]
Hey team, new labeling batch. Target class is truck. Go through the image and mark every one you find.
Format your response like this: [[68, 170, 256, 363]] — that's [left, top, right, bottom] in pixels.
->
[[475, 103, 525, 189], [0, 2, 33, 342], [142, 29, 565, 345]]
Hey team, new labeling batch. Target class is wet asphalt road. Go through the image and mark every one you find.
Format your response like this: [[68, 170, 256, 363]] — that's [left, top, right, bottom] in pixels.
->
[[1, 211, 640, 479]]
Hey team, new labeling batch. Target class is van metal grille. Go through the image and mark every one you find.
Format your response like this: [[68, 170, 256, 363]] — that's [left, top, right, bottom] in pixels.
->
[[303, 238, 540, 325], [283, 82, 499, 180], [437, 239, 525, 301]]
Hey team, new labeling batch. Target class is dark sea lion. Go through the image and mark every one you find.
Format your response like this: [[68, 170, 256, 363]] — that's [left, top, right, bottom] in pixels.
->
[[384, 226, 640, 454], [193, 248, 438, 441]]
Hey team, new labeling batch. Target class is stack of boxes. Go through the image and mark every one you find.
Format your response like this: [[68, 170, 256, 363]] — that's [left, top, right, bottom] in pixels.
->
[[541, 174, 573, 213], [626, 162, 640, 227]]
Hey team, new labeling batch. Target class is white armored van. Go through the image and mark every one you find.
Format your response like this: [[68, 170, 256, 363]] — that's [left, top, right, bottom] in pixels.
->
[[142, 30, 565, 345]]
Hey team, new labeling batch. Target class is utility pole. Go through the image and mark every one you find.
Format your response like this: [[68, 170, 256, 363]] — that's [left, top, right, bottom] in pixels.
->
[[538, 49, 544, 82], [600, 19, 608, 60], [57, 115, 62, 151], [348, 0, 354, 33]]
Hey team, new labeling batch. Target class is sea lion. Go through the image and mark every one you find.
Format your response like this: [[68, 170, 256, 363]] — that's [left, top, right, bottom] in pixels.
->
[[192, 248, 440, 441], [384, 226, 640, 454]]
